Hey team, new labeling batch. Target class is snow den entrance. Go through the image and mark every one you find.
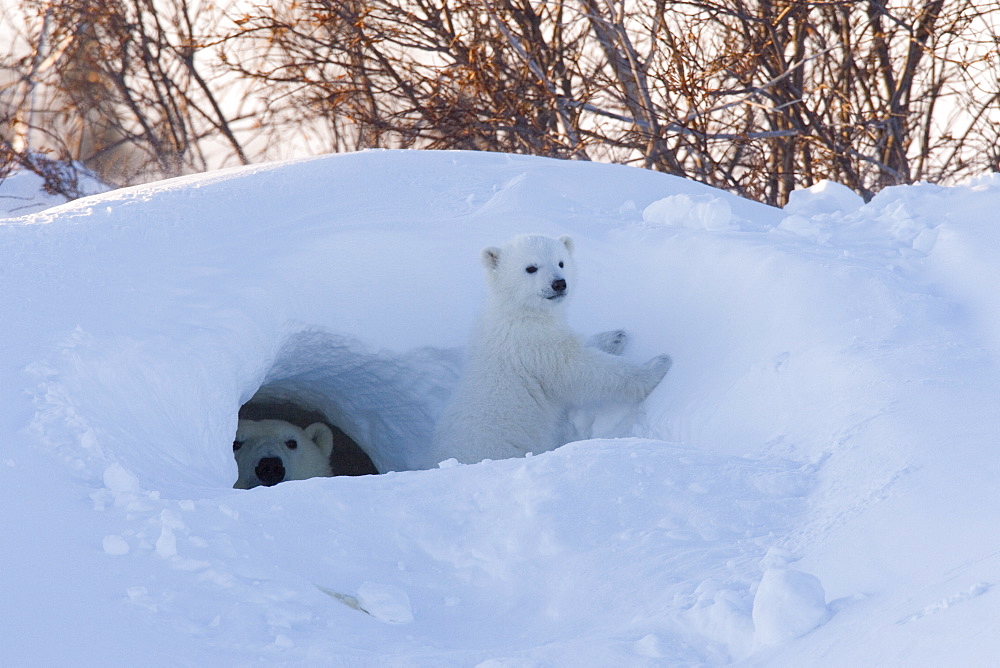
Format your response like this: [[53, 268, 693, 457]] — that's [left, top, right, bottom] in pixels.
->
[[239, 329, 459, 475]]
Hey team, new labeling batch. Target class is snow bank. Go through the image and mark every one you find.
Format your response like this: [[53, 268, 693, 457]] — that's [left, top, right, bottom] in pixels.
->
[[2, 150, 1000, 664]]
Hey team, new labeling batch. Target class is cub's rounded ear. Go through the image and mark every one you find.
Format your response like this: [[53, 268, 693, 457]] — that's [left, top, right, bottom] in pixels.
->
[[303, 422, 335, 457], [481, 246, 502, 270], [558, 235, 574, 255]]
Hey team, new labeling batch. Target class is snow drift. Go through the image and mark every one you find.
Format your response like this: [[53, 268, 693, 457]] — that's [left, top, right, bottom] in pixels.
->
[[2, 150, 999, 665]]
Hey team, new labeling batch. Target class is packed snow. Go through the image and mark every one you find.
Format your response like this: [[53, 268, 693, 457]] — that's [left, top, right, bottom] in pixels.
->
[[1, 150, 998, 665]]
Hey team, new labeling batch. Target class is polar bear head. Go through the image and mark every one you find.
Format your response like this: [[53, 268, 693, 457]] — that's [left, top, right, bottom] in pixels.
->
[[232, 419, 335, 489], [481, 234, 575, 312]]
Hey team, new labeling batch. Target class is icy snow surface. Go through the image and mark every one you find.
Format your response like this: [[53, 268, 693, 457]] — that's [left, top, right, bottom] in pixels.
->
[[2, 150, 999, 665]]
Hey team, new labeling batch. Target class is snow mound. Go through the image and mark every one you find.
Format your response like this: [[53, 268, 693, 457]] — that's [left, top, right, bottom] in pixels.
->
[[752, 568, 830, 645], [3, 150, 1000, 664], [784, 180, 865, 217], [643, 193, 735, 231]]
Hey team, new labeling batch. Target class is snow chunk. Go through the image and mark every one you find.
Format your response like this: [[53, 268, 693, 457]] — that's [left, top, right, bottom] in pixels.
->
[[103, 463, 140, 495], [155, 509, 185, 559], [912, 226, 939, 254], [752, 568, 830, 645], [155, 527, 177, 559], [777, 181, 866, 244], [784, 180, 864, 217], [93, 463, 152, 511], [686, 580, 754, 659], [774, 215, 833, 244], [643, 193, 735, 231], [102, 535, 130, 556], [356, 582, 414, 624]]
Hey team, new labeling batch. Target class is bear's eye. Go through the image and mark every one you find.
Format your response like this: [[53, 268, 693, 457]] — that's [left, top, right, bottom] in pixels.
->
[[285, 439, 298, 449], [558, 261, 564, 268], [525, 265, 538, 274], [233, 440, 243, 452]]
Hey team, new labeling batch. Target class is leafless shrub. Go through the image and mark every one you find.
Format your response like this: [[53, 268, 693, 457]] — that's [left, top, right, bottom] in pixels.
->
[[1, 0, 249, 189], [4, 0, 999, 205], [221, 1, 1000, 205]]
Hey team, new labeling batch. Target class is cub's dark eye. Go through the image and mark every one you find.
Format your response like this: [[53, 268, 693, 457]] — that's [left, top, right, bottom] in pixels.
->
[[285, 439, 298, 449], [525, 266, 538, 274], [233, 440, 243, 452], [558, 261, 564, 268]]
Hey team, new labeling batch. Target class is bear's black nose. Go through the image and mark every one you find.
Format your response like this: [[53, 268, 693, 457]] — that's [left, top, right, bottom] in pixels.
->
[[551, 278, 567, 292], [256, 457, 285, 486]]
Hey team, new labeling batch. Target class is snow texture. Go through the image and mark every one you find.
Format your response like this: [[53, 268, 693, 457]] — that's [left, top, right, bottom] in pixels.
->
[[2, 150, 1000, 665]]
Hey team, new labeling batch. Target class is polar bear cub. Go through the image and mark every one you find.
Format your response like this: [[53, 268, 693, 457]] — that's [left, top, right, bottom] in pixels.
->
[[233, 419, 335, 489], [431, 234, 672, 465]]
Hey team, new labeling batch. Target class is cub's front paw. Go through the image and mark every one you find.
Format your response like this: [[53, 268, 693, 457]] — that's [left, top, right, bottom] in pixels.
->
[[645, 354, 673, 384], [590, 329, 629, 355]]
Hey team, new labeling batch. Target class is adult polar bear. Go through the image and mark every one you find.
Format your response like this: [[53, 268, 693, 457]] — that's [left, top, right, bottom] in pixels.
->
[[233, 419, 335, 489], [431, 234, 673, 465]]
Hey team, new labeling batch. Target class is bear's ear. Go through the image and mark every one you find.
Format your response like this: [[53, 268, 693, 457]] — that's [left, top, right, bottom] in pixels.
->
[[481, 246, 502, 271], [558, 235, 574, 255], [303, 422, 335, 458]]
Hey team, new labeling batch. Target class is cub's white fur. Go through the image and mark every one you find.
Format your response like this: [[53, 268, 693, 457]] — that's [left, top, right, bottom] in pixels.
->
[[431, 234, 672, 464]]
